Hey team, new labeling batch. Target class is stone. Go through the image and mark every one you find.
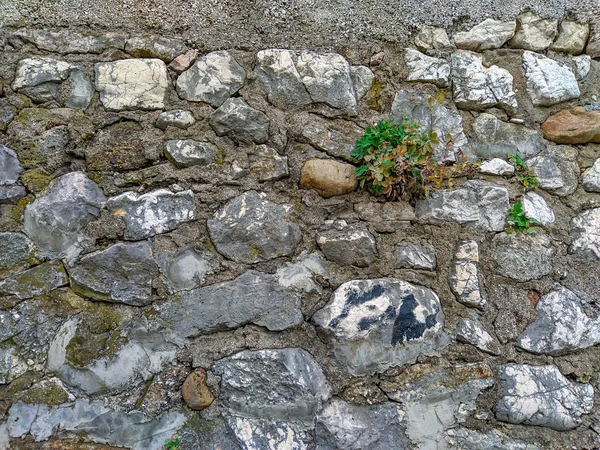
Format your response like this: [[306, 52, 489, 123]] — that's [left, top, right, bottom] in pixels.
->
[[315, 400, 408, 450], [255, 49, 312, 106], [541, 107, 600, 144], [14, 29, 126, 54], [64, 69, 93, 109], [209, 98, 269, 144], [522, 51, 580, 106], [526, 146, 579, 197], [0, 232, 35, 269], [248, 145, 289, 182], [312, 278, 448, 376], [169, 49, 198, 73], [517, 285, 600, 355], [156, 247, 213, 293], [509, 12, 558, 51], [182, 368, 214, 410], [125, 36, 187, 62], [107, 189, 197, 240], [492, 231, 554, 282], [571, 207, 600, 259], [12, 57, 74, 102], [447, 427, 541, 450], [225, 417, 309, 450], [414, 26, 453, 53], [140, 364, 190, 416], [276, 252, 329, 294], [471, 113, 544, 159], [156, 110, 195, 130], [95, 59, 170, 110], [300, 159, 357, 198], [448, 241, 486, 309], [0, 261, 68, 300], [159, 270, 303, 336], [404, 48, 450, 87], [496, 364, 593, 431], [0, 185, 25, 205], [69, 242, 159, 306], [415, 180, 509, 231], [522, 192, 555, 225], [394, 241, 436, 270], [165, 139, 218, 168], [23, 171, 106, 262], [451, 51, 517, 111], [176, 50, 245, 107], [550, 21, 589, 54], [350, 65, 374, 99], [587, 25, 600, 58], [0, 344, 27, 384], [0, 105, 15, 131], [207, 191, 300, 263], [212, 348, 331, 426], [572, 54, 591, 80], [316, 223, 378, 267], [454, 19, 516, 52], [583, 159, 600, 192], [479, 158, 515, 176], [0, 145, 23, 185], [456, 318, 500, 355]]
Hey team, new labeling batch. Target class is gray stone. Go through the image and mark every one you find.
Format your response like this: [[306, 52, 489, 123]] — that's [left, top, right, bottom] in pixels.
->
[[212, 348, 331, 426], [492, 232, 554, 282], [316, 223, 378, 267], [570, 207, 600, 259], [207, 191, 300, 263], [496, 364, 593, 431], [156, 247, 213, 293], [0, 145, 23, 185], [165, 139, 218, 168], [0, 344, 27, 384], [248, 145, 289, 181], [451, 51, 517, 111], [255, 49, 312, 107], [405, 48, 450, 87], [107, 189, 197, 240], [523, 51, 580, 106], [0, 105, 16, 131], [125, 36, 187, 62], [517, 285, 600, 355], [572, 55, 591, 81], [12, 57, 74, 103], [0, 185, 26, 205], [447, 428, 541, 450], [456, 318, 500, 355], [454, 19, 516, 51], [160, 270, 303, 336], [69, 241, 158, 306], [0, 261, 68, 300], [550, 21, 590, 54], [582, 158, 600, 192], [448, 241, 486, 309], [526, 155, 562, 190], [315, 400, 407, 450], [156, 110, 195, 130], [176, 50, 245, 107], [64, 69, 93, 109], [0, 232, 35, 269], [225, 417, 309, 450], [209, 98, 270, 144], [95, 58, 170, 110], [526, 146, 579, 196], [415, 180, 509, 231], [276, 252, 329, 294], [471, 113, 544, 159], [350, 65, 374, 99], [14, 29, 126, 54], [414, 26, 453, 54], [312, 278, 449, 376], [522, 192, 555, 225], [23, 171, 106, 262], [394, 241, 436, 270], [509, 12, 558, 51], [479, 158, 515, 176]]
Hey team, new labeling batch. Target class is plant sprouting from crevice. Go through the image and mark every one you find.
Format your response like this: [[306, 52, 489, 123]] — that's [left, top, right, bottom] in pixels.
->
[[506, 201, 539, 234], [508, 153, 539, 191]]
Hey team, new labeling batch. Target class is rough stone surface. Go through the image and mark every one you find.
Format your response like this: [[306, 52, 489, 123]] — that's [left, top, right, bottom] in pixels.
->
[[12, 57, 74, 102], [448, 241, 486, 309], [492, 232, 554, 282], [316, 223, 378, 267], [156, 247, 213, 293], [182, 368, 214, 410], [522, 192, 555, 225], [209, 97, 269, 144], [156, 110, 195, 130], [570, 207, 600, 259], [0, 261, 67, 299], [255, 49, 312, 107], [509, 12, 558, 51], [0, 232, 35, 269], [14, 29, 126, 54], [456, 318, 500, 355], [479, 158, 515, 175], [582, 158, 600, 192], [496, 364, 593, 431], [447, 428, 541, 450], [454, 19, 516, 51], [225, 416, 309, 450], [107, 189, 196, 240], [525, 146, 579, 197], [165, 139, 218, 168], [523, 51, 580, 106], [312, 278, 448, 376], [207, 191, 300, 263], [404, 48, 450, 87], [0, 145, 23, 185], [542, 107, 600, 144], [550, 21, 590, 54], [0, 185, 26, 205], [350, 65, 374, 100], [300, 159, 357, 198], [248, 145, 289, 181], [125, 36, 187, 62], [414, 26, 453, 53], [394, 241, 436, 270], [572, 54, 591, 80]]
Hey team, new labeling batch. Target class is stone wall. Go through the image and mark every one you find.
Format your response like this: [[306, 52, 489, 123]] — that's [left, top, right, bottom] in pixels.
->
[[1, 9, 600, 450]]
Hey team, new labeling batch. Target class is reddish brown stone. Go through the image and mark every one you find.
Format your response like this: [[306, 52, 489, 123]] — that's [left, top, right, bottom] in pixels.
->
[[541, 107, 600, 144], [169, 49, 198, 74], [181, 368, 214, 410], [299, 159, 357, 198]]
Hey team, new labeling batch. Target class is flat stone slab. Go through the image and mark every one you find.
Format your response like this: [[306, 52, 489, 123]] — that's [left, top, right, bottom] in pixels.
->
[[523, 51, 580, 106], [0, 261, 68, 300], [492, 231, 554, 282]]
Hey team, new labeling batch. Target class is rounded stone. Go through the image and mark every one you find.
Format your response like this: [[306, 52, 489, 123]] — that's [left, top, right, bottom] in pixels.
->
[[299, 159, 357, 198], [182, 368, 214, 410], [541, 107, 600, 144]]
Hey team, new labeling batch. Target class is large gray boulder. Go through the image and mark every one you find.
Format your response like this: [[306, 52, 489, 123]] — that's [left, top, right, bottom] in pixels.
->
[[448, 241, 486, 309], [23, 172, 106, 262], [454, 19, 516, 51], [176, 50, 245, 107], [312, 278, 449, 376], [496, 364, 593, 431], [571, 207, 600, 259], [492, 231, 554, 282], [207, 191, 301, 263], [523, 51, 580, 106], [0, 145, 23, 185], [209, 98, 270, 144], [0, 261, 68, 300], [316, 223, 378, 267]]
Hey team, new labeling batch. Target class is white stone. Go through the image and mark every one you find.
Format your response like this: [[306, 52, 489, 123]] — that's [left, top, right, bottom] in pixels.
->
[[523, 51, 580, 106], [522, 192, 555, 225], [572, 55, 592, 81], [479, 158, 515, 176], [509, 12, 558, 51], [405, 48, 450, 87], [456, 318, 500, 355], [350, 65, 374, 99], [454, 19, 516, 52], [448, 241, 486, 309], [571, 207, 600, 259], [12, 57, 73, 91], [583, 159, 600, 192]]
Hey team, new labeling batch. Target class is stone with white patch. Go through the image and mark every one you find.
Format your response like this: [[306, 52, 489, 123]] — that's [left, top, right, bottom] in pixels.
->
[[317, 223, 378, 267], [248, 145, 289, 182], [582, 158, 600, 192], [479, 158, 515, 176], [526, 146, 579, 197], [456, 318, 500, 355], [404, 48, 450, 87], [12, 57, 74, 103], [394, 241, 436, 270], [209, 98, 270, 144], [492, 231, 554, 282], [350, 65, 374, 100], [255, 49, 312, 106], [0, 144, 23, 185], [312, 278, 448, 376], [226, 417, 309, 450], [572, 55, 591, 81], [448, 241, 486, 309], [509, 12, 558, 51], [570, 207, 600, 259], [156, 247, 214, 294], [276, 251, 329, 294], [156, 110, 195, 130], [0, 344, 28, 384], [523, 51, 580, 106], [165, 139, 218, 168], [550, 21, 589, 54], [454, 19, 516, 52], [522, 192, 555, 225]]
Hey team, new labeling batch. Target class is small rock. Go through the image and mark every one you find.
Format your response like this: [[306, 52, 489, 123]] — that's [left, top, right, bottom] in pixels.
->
[[526, 146, 579, 196], [182, 368, 214, 410], [125, 36, 187, 62], [0, 145, 23, 185], [0, 232, 35, 269], [156, 110, 195, 130], [64, 69, 93, 109], [404, 48, 450, 87], [107, 189, 197, 240], [0, 261, 68, 300], [316, 223, 378, 267], [176, 50, 245, 107], [209, 98, 269, 144], [583, 158, 600, 192], [165, 139, 217, 168], [414, 26, 453, 54], [492, 231, 554, 282], [448, 241, 486, 309], [12, 57, 74, 103], [522, 51, 580, 106], [541, 107, 600, 144], [156, 247, 213, 293], [521, 192, 555, 225], [350, 65, 374, 99], [169, 49, 198, 74], [509, 12, 558, 51], [248, 145, 289, 181], [0, 185, 25, 205], [454, 19, 516, 52], [276, 252, 329, 294], [299, 159, 357, 198], [496, 364, 593, 431], [572, 55, 591, 80], [394, 241, 436, 270], [550, 21, 589, 54], [571, 207, 600, 259], [456, 318, 500, 355], [479, 158, 515, 176]]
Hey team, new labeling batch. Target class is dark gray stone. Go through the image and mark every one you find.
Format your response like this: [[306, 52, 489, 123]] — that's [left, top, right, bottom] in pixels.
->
[[0, 261, 68, 300], [317, 223, 378, 267], [492, 231, 554, 282], [0, 232, 36, 269], [0, 145, 23, 185], [209, 98, 269, 144], [165, 139, 218, 168], [394, 241, 436, 270], [449, 240, 486, 309], [0, 185, 26, 205], [156, 247, 213, 294], [255, 49, 312, 107], [64, 69, 93, 109]]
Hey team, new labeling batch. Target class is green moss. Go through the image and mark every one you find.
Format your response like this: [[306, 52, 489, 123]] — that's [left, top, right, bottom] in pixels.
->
[[15, 380, 70, 406], [248, 244, 262, 259], [214, 148, 226, 165], [8, 195, 33, 224], [87, 171, 105, 185], [367, 78, 384, 112], [21, 168, 53, 194]]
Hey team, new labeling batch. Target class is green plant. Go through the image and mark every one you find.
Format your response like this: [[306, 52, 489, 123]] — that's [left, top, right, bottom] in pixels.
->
[[506, 201, 539, 234], [508, 154, 540, 191], [351, 118, 476, 200], [164, 436, 180, 450]]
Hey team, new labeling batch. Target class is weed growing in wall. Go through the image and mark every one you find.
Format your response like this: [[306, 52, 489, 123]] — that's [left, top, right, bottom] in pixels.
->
[[506, 201, 539, 234], [508, 153, 540, 191]]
